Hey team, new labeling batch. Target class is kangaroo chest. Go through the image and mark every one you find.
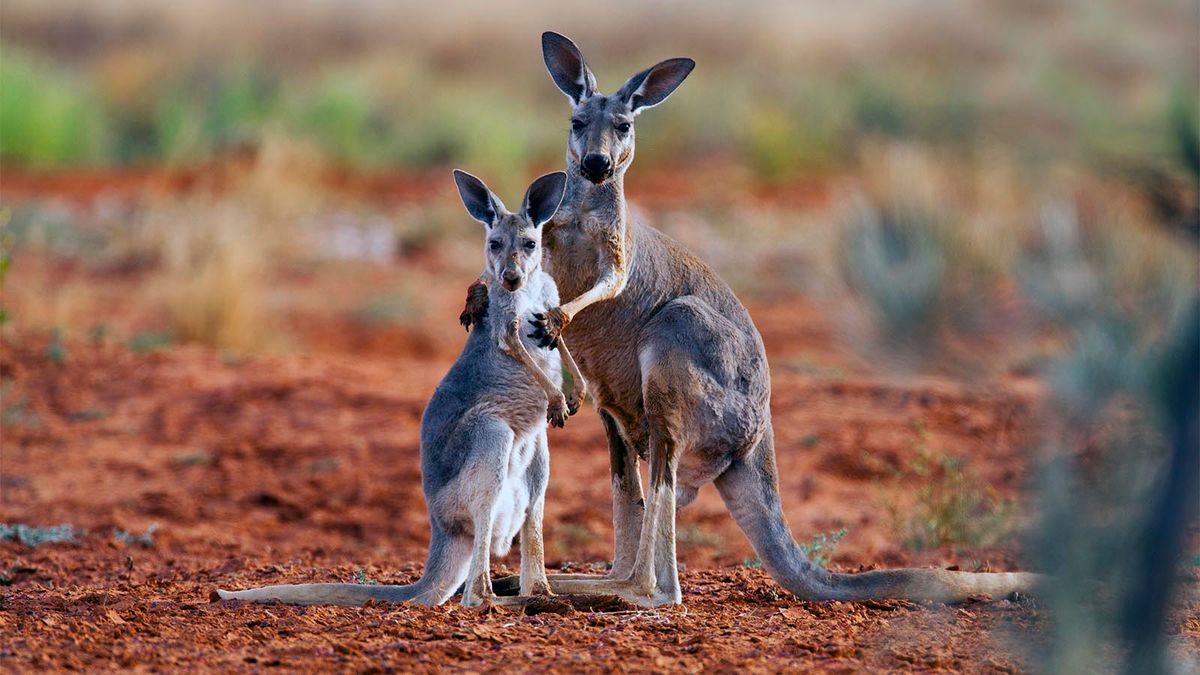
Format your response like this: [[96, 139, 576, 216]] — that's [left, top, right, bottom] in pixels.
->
[[543, 220, 605, 302], [543, 219, 648, 414]]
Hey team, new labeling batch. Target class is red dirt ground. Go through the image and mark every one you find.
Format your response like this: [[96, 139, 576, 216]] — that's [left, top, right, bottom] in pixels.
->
[[2, 170, 1197, 671], [8, 296, 1197, 673]]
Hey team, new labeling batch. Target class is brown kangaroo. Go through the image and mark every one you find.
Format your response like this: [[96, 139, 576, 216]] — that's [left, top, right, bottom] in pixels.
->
[[464, 31, 1038, 607]]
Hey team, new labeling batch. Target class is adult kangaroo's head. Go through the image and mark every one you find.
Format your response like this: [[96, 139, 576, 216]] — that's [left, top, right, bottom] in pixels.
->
[[542, 31, 694, 186]]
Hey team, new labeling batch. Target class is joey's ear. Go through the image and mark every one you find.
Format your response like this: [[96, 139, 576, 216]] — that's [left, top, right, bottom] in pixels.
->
[[521, 171, 567, 228], [617, 57, 695, 115], [452, 169, 505, 227], [542, 31, 597, 105]]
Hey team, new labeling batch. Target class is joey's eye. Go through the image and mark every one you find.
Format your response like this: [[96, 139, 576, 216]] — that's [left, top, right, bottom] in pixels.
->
[[571, 119, 585, 131], [616, 122, 631, 133], [523, 240, 537, 251], [488, 241, 502, 251]]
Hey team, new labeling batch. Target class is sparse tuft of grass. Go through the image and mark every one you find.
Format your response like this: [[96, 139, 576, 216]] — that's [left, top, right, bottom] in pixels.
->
[[888, 430, 1017, 552], [798, 528, 848, 567], [68, 408, 108, 422], [0, 523, 79, 547], [113, 523, 159, 548], [353, 567, 379, 585], [354, 292, 414, 326], [677, 526, 724, 548], [0, 380, 40, 430], [88, 324, 111, 346], [129, 331, 175, 353], [173, 450, 213, 466], [47, 327, 67, 365]]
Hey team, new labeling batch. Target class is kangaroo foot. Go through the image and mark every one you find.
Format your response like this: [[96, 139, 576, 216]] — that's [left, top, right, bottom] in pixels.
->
[[490, 593, 636, 614], [548, 577, 673, 608], [493, 571, 616, 596]]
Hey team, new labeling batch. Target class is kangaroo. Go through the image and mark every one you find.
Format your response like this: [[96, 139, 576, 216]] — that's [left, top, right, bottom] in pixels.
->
[[216, 170, 589, 607], [465, 32, 1038, 607]]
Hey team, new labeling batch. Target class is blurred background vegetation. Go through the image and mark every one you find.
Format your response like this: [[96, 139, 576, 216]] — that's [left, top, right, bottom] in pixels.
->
[[1, 1, 1197, 671], [0, 0, 1195, 182]]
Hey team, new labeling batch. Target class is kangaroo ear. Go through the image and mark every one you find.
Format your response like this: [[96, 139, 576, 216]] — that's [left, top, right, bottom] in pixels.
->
[[542, 31, 597, 105], [617, 57, 695, 115], [452, 169, 505, 227], [521, 171, 567, 228]]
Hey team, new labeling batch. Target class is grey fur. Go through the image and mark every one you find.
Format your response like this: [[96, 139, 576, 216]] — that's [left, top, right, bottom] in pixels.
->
[[216, 171, 584, 607]]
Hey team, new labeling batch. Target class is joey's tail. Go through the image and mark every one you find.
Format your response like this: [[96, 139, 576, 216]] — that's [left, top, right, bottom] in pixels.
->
[[214, 528, 471, 607], [714, 427, 1040, 603]]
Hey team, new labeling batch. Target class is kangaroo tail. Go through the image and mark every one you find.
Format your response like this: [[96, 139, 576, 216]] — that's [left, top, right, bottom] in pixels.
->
[[214, 582, 425, 606], [714, 427, 1040, 603], [214, 528, 472, 607]]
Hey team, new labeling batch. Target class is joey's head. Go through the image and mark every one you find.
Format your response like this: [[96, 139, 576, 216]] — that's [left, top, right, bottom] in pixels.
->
[[542, 31, 694, 187], [453, 169, 567, 292]]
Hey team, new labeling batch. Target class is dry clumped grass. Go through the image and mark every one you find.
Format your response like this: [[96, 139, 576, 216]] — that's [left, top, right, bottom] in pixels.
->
[[131, 137, 330, 351], [148, 199, 269, 351]]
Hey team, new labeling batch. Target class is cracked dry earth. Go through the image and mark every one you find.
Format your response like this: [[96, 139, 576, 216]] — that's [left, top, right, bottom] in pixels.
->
[[2, 301, 1196, 672]]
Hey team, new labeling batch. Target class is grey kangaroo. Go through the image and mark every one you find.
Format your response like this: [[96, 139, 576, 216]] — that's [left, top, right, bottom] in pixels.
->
[[216, 170, 588, 607], [465, 32, 1038, 607]]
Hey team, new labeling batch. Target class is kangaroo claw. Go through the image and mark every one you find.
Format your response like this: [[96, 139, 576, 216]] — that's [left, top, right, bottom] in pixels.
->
[[460, 280, 489, 331], [530, 307, 570, 348], [547, 397, 569, 428]]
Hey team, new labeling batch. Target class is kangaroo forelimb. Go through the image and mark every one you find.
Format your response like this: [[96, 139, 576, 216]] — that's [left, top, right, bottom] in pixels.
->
[[503, 320, 569, 427]]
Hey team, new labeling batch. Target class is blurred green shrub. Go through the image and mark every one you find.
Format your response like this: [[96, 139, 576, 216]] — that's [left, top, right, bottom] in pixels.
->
[[839, 197, 950, 341], [0, 51, 109, 166], [293, 77, 388, 166]]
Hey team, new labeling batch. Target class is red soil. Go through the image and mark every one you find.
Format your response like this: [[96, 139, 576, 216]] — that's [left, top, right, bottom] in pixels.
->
[[0, 298, 1090, 673]]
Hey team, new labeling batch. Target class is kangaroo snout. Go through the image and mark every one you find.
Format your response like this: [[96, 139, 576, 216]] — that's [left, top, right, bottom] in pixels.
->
[[581, 153, 613, 184], [502, 270, 524, 291]]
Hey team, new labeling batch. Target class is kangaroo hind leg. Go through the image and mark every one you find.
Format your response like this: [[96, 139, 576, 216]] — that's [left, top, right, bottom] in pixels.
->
[[458, 417, 516, 607], [518, 430, 552, 596]]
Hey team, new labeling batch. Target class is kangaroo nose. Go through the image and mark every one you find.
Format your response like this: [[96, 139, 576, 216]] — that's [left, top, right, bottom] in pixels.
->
[[581, 153, 612, 183], [503, 270, 522, 290]]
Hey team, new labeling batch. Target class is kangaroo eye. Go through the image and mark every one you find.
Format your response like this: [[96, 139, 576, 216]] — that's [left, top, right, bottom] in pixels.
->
[[523, 240, 537, 251], [571, 119, 585, 131], [616, 122, 631, 133], [488, 241, 502, 251]]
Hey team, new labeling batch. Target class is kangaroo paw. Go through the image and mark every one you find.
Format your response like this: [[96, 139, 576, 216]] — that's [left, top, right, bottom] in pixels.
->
[[547, 395, 569, 428], [530, 308, 569, 348], [566, 388, 585, 415], [460, 280, 489, 331]]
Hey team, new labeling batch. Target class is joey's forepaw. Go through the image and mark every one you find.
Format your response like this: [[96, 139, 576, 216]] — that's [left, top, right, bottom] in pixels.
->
[[530, 307, 569, 348], [460, 281, 489, 331]]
